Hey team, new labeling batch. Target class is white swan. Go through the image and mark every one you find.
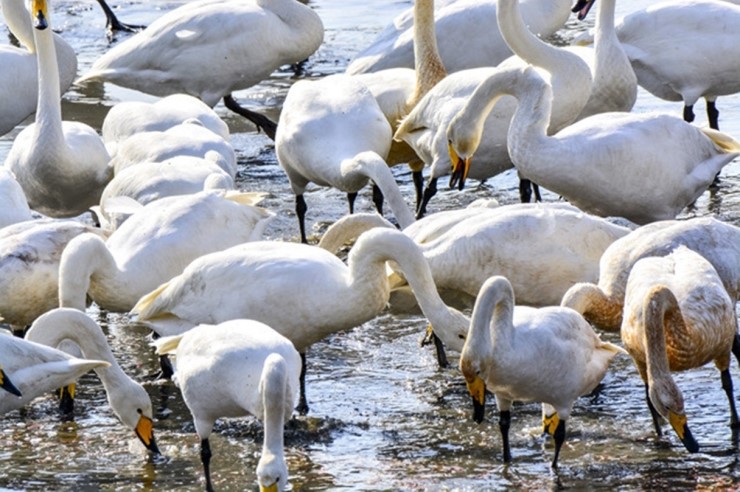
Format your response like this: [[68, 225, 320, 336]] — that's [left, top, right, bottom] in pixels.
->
[[4, 0, 112, 218], [346, 0, 572, 75], [620, 246, 738, 452], [154, 319, 301, 492], [132, 228, 471, 413], [395, 0, 592, 212], [446, 65, 740, 224], [24, 308, 160, 454], [319, 203, 631, 308], [561, 216, 740, 333], [275, 74, 415, 243], [0, 168, 33, 228], [616, 0, 740, 129], [0, 219, 107, 331], [101, 94, 230, 158], [59, 190, 274, 313], [0, 332, 108, 414], [460, 275, 624, 467], [76, 0, 324, 139], [0, 0, 77, 136]]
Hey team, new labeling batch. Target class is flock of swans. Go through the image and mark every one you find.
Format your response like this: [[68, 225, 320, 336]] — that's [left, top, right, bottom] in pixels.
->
[[1, 0, 740, 489]]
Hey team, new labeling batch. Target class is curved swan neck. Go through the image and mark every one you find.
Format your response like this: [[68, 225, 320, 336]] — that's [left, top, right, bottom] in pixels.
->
[[59, 233, 124, 310], [642, 286, 681, 385], [317, 213, 395, 254], [411, 0, 446, 106], [561, 282, 623, 332], [257, 0, 323, 60], [347, 152, 415, 229], [2, 0, 35, 50], [497, 0, 557, 68], [32, 7, 63, 141], [506, 69, 553, 165], [470, 277, 515, 350]]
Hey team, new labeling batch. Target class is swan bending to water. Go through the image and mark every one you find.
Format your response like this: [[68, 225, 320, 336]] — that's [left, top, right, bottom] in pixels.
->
[[24, 308, 160, 454], [59, 190, 273, 313], [154, 320, 301, 492], [76, 0, 324, 139], [5, 0, 112, 218], [620, 247, 739, 452], [346, 0, 572, 75], [460, 276, 624, 467], [615, 0, 740, 130], [132, 228, 470, 413], [0, 332, 108, 414], [446, 66, 740, 224], [275, 74, 415, 243]]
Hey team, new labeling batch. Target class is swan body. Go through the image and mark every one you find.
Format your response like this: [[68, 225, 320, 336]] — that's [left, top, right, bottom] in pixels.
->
[[0, 168, 33, 228], [446, 65, 740, 223], [59, 190, 274, 313], [460, 275, 624, 466], [347, 0, 572, 75], [320, 203, 631, 307], [24, 308, 160, 454], [616, 0, 740, 128], [561, 217, 740, 332], [133, 228, 471, 411], [620, 246, 738, 451], [0, 0, 77, 136], [0, 219, 106, 329], [101, 94, 230, 158], [153, 320, 301, 491], [4, 0, 112, 218], [275, 74, 415, 242], [0, 332, 108, 414], [76, 0, 324, 107]]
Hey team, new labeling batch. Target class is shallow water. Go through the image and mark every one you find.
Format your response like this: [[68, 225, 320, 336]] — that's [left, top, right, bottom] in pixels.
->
[[1, 0, 740, 490]]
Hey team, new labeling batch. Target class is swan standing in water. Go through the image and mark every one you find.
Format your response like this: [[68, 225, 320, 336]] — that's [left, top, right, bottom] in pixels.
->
[[446, 66, 740, 224], [24, 308, 160, 454], [154, 320, 301, 492], [620, 247, 739, 452], [275, 74, 415, 243], [0, 333, 108, 414], [460, 276, 624, 467], [132, 228, 470, 413], [76, 0, 324, 139], [4, 0, 112, 218], [0, 0, 77, 137], [615, 0, 740, 130], [59, 190, 274, 313]]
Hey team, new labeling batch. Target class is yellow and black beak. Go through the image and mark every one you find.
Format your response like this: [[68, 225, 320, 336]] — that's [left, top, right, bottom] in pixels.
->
[[668, 410, 699, 453], [135, 413, 161, 455], [58, 383, 75, 414], [447, 142, 471, 191], [260, 482, 279, 492], [32, 0, 49, 30], [0, 367, 22, 397], [543, 412, 560, 436], [466, 375, 486, 424]]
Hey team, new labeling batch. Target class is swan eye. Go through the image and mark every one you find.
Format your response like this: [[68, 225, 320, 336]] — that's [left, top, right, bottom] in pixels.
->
[[458, 334, 465, 340], [137, 408, 143, 415]]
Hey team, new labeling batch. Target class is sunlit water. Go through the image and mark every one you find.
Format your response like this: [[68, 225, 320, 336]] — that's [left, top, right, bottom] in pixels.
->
[[1, 0, 740, 490]]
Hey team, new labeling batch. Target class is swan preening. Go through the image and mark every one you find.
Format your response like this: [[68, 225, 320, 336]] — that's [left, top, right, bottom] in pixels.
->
[[154, 320, 301, 492], [620, 246, 738, 452], [460, 276, 624, 467], [446, 65, 740, 224]]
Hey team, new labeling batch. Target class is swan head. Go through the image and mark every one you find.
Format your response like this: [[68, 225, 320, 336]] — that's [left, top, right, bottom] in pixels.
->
[[256, 450, 288, 492], [445, 122, 477, 192], [459, 356, 486, 424], [648, 379, 699, 453], [108, 380, 161, 455], [32, 0, 49, 30]]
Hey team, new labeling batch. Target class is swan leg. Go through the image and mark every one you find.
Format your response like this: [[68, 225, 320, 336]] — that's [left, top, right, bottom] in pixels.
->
[[372, 184, 384, 215], [416, 178, 438, 219], [720, 369, 740, 428], [733, 333, 740, 369], [683, 104, 695, 123], [519, 178, 535, 203], [412, 170, 424, 210], [645, 384, 664, 436], [532, 182, 542, 202], [296, 352, 309, 416], [296, 195, 309, 244], [706, 100, 720, 130], [58, 384, 75, 417], [550, 419, 566, 468], [421, 326, 448, 369], [200, 437, 214, 492], [347, 192, 358, 214], [159, 354, 174, 379], [499, 409, 512, 462], [95, 0, 145, 37], [222, 95, 277, 141]]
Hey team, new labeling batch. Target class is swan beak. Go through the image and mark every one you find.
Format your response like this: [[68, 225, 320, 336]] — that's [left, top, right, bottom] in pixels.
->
[[668, 411, 700, 453], [447, 142, 470, 191], [260, 482, 279, 492], [0, 368, 22, 397], [465, 375, 486, 423], [571, 0, 596, 21], [32, 0, 49, 30], [58, 383, 76, 414], [543, 412, 560, 436], [135, 414, 161, 455]]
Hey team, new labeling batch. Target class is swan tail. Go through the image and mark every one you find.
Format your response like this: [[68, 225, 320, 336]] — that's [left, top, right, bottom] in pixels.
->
[[701, 128, 740, 153], [599, 340, 628, 356], [152, 334, 185, 356], [225, 190, 270, 207], [137, 316, 196, 338]]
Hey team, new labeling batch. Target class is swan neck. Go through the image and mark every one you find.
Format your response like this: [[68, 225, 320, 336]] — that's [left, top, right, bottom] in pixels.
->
[[317, 213, 394, 254], [59, 233, 122, 311], [642, 287, 679, 384], [260, 354, 289, 453], [506, 70, 552, 165], [497, 0, 551, 66], [33, 14, 63, 136], [1, 0, 36, 50], [470, 278, 515, 351], [595, 0, 616, 39], [411, 0, 446, 105]]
